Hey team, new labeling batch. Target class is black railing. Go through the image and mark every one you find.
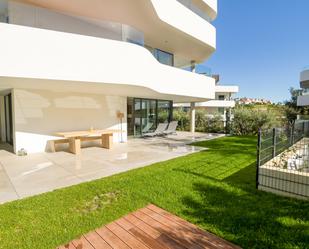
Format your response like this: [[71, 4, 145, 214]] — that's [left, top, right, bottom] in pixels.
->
[[256, 120, 309, 199]]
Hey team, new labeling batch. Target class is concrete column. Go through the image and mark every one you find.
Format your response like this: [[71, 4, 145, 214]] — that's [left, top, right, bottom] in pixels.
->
[[190, 102, 196, 133]]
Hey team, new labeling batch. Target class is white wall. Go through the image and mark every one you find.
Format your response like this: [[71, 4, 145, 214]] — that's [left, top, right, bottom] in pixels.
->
[[297, 95, 309, 107], [13, 89, 127, 153], [300, 69, 309, 84]]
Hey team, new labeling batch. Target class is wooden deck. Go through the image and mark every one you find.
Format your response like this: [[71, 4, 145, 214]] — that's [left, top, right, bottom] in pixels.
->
[[58, 204, 241, 249]]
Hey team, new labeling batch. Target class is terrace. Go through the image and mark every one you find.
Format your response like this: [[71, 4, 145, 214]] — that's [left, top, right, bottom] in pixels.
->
[[0, 132, 223, 204]]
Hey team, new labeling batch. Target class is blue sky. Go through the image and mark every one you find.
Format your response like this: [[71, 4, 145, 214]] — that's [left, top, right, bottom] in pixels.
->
[[204, 0, 309, 103]]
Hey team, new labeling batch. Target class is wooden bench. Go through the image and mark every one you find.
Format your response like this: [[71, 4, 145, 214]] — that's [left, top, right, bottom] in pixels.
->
[[50, 130, 119, 154]]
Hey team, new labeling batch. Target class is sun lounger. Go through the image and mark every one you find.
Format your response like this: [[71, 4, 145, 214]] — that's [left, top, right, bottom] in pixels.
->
[[142, 122, 154, 133], [143, 123, 168, 137], [163, 121, 178, 135]]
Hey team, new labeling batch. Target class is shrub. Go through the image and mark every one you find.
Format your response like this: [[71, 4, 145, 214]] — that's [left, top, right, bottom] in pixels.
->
[[196, 110, 225, 133], [173, 108, 190, 131], [173, 108, 225, 133], [231, 107, 279, 135]]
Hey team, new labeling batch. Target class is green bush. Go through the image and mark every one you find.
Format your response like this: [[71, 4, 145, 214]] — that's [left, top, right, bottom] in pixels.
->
[[231, 107, 279, 135], [173, 108, 190, 131], [196, 110, 225, 133], [173, 108, 225, 133]]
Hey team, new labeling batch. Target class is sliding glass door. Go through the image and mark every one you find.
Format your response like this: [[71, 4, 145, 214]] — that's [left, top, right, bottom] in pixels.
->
[[127, 98, 173, 136], [141, 99, 156, 134]]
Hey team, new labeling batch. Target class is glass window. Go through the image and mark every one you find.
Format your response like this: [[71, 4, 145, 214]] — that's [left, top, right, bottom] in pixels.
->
[[218, 95, 225, 100], [157, 100, 172, 124], [127, 98, 173, 137], [133, 99, 142, 136], [127, 98, 134, 136], [154, 49, 174, 66], [141, 99, 156, 133]]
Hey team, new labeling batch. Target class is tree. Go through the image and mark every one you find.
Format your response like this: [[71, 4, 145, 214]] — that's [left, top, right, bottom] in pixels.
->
[[284, 106, 298, 125], [284, 87, 309, 115], [285, 87, 302, 108]]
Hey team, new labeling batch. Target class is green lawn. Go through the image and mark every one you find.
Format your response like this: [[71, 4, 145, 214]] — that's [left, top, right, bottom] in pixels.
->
[[0, 136, 308, 249]]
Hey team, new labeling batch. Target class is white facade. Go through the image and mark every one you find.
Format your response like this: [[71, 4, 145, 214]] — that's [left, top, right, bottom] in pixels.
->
[[0, 0, 218, 153], [297, 68, 309, 106]]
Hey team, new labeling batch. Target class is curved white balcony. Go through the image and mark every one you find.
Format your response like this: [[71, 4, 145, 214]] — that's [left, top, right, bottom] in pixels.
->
[[18, 0, 216, 63], [177, 0, 217, 21], [175, 100, 235, 108], [201, 0, 218, 19], [196, 100, 235, 108], [0, 23, 215, 102], [215, 85, 239, 94]]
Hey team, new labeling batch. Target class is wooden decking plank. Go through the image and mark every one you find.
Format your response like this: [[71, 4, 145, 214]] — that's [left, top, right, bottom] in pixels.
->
[[133, 210, 206, 249], [56, 205, 242, 249], [147, 205, 241, 249], [141, 207, 218, 249], [96, 226, 130, 249], [84, 231, 113, 249], [72, 236, 95, 249], [106, 221, 150, 249], [116, 217, 167, 249], [141, 207, 219, 249], [140, 208, 216, 249], [125, 213, 186, 249]]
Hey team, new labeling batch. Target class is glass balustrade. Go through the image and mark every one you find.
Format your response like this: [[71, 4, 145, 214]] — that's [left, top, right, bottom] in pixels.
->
[[179, 64, 212, 77]]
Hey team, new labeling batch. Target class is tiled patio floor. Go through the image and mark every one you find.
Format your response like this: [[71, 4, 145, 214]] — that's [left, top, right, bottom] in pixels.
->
[[0, 132, 223, 204]]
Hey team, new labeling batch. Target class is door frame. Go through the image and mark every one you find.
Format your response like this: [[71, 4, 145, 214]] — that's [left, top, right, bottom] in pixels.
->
[[127, 97, 173, 137], [0, 90, 14, 149]]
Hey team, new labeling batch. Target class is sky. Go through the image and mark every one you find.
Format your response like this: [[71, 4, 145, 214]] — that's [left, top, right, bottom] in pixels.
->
[[203, 0, 309, 103]]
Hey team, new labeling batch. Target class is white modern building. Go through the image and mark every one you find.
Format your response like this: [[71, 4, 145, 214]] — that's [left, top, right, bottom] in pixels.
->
[[297, 68, 309, 106], [0, 0, 218, 154], [174, 76, 239, 128]]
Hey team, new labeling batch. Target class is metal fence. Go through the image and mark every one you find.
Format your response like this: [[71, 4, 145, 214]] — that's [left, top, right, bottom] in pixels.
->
[[256, 120, 309, 199]]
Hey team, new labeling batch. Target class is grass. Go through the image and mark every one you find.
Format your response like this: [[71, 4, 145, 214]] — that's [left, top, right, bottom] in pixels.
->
[[0, 136, 308, 249]]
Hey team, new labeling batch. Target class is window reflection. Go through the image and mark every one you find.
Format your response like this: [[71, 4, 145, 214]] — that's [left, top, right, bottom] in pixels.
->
[[127, 98, 173, 136], [153, 49, 174, 66]]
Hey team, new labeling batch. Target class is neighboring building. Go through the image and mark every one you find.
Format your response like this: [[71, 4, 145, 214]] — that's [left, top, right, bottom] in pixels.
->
[[174, 75, 239, 127], [297, 68, 309, 106], [236, 97, 273, 105], [0, 0, 218, 153]]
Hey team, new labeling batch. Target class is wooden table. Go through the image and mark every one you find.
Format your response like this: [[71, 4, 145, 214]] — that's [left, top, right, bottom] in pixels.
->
[[54, 129, 121, 155]]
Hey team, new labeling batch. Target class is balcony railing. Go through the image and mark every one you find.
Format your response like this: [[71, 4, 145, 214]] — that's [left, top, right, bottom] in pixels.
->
[[176, 0, 212, 22], [180, 64, 212, 77], [195, 64, 212, 76]]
